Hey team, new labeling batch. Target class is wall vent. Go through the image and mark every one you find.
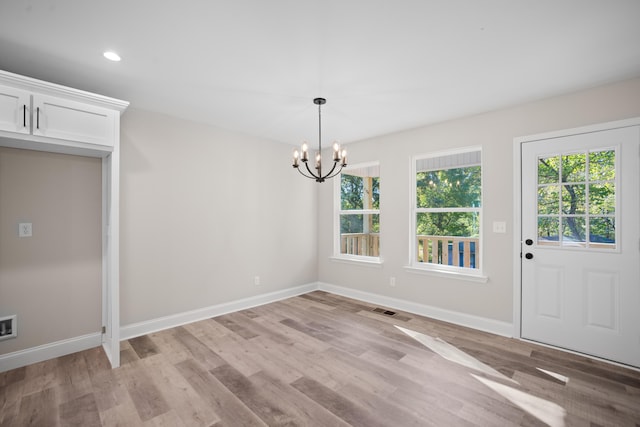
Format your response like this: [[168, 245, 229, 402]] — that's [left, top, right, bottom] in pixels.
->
[[0, 315, 17, 341], [373, 307, 396, 316]]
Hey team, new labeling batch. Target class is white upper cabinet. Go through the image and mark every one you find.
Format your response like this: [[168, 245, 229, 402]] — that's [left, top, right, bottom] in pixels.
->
[[0, 84, 31, 135], [0, 70, 128, 156], [32, 93, 117, 147]]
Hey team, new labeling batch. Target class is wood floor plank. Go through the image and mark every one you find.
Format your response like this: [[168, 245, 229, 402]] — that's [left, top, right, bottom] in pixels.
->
[[249, 370, 352, 427], [172, 326, 227, 370], [15, 387, 59, 427], [128, 335, 160, 360], [141, 353, 220, 426], [21, 358, 57, 396], [2, 290, 639, 426], [120, 361, 170, 422], [214, 314, 259, 339], [87, 368, 130, 413], [59, 392, 102, 427], [98, 398, 141, 426], [174, 358, 266, 427], [143, 409, 186, 427], [146, 329, 191, 365], [190, 328, 265, 378], [210, 363, 306, 425], [291, 376, 389, 427]]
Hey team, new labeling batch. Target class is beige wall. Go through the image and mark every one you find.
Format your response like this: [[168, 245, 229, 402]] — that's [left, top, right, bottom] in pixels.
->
[[3, 77, 639, 357], [0, 148, 102, 354], [317, 77, 640, 323], [119, 109, 318, 325]]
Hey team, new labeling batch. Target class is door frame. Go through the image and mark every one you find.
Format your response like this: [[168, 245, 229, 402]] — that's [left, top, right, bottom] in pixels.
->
[[512, 117, 640, 342]]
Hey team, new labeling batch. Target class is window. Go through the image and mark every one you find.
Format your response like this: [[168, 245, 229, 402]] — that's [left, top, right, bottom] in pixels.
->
[[335, 162, 380, 261], [411, 148, 482, 274]]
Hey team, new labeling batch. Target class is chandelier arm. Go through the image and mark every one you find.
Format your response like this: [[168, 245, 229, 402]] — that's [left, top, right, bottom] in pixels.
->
[[296, 167, 319, 180], [323, 163, 344, 180], [304, 162, 320, 180], [321, 161, 339, 179]]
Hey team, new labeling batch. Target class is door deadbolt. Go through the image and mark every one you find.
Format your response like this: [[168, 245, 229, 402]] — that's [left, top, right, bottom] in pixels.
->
[[525, 253, 534, 259], [525, 239, 533, 246]]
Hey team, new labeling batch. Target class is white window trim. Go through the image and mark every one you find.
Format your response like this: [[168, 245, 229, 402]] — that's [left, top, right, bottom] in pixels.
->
[[408, 146, 486, 279], [333, 161, 382, 264]]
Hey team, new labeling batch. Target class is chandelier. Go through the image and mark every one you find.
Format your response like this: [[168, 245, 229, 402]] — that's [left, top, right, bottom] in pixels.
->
[[292, 97, 347, 182]]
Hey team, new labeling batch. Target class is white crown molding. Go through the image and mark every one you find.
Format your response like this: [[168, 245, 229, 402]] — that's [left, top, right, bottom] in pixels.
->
[[0, 69, 129, 112]]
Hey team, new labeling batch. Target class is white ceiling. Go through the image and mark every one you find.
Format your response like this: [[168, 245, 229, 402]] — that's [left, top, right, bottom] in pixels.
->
[[1, 1, 639, 146]]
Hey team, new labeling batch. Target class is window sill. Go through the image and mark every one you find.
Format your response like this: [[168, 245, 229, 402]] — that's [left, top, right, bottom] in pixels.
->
[[330, 256, 384, 268], [403, 265, 488, 283]]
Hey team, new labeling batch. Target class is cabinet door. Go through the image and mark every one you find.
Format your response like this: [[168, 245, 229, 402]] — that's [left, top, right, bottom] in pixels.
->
[[0, 85, 31, 135], [32, 94, 116, 147]]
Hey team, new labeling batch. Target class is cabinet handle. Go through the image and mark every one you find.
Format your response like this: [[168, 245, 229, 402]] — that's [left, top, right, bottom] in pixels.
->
[[36, 107, 40, 129], [23, 105, 26, 127]]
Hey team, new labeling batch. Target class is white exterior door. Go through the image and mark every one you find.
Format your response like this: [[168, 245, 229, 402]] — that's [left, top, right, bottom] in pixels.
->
[[521, 124, 640, 368]]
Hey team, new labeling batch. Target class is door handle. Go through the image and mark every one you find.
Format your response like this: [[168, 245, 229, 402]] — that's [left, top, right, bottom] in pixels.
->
[[23, 105, 26, 127], [525, 239, 533, 246], [525, 253, 534, 259]]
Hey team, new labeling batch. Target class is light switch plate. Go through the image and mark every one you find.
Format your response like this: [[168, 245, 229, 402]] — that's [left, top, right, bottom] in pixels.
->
[[19, 223, 33, 237], [492, 221, 507, 234]]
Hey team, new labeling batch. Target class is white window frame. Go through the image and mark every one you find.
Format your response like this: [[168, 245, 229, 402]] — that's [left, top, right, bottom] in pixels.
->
[[406, 146, 487, 281], [332, 161, 382, 265]]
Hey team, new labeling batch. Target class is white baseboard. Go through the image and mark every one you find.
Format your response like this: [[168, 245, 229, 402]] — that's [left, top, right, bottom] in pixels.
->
[[317, 282, 513, 337], [1, 281, 513, 372], [120, 283, 317, 340], [0, 332, 102, 373]]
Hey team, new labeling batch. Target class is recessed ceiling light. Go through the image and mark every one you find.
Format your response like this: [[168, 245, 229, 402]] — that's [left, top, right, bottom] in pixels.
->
[[103, 51, 121, 62]]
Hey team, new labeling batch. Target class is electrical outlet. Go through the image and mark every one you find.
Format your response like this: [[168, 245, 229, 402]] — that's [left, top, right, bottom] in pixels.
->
[[254, 276, 261, 286], [390, 277, 396, 287], [19, 223, 33, 237], [492, 221, 507, 234]]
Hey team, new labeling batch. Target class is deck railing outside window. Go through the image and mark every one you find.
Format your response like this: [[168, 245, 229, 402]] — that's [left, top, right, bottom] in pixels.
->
[[340, 233, 380, 257], [417, 235, 478, 269]]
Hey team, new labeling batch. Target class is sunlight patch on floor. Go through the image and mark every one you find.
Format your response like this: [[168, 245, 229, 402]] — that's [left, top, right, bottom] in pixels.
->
[[536, 368, 569, 384], [394, 325, 516, 384], [394, 325, 567, 427], [472, 374, 567, 427]]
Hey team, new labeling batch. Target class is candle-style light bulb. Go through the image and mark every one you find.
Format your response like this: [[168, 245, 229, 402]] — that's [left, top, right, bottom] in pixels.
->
[[333, 141, 340, 161], [293, 149, 299, 167], [341, 149, 347, 166], [315, 152, 321, 169], [301, 142, 309, 161]]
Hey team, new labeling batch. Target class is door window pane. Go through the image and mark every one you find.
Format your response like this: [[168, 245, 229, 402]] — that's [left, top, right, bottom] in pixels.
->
[[562, 217, 586, 247], [589, 183, 615, 215], [561, 184, 586, 214], [589, 150, 615, 181], [538, 156, 559, 184], [562, 153, 586, 183], [538, 217, 560, 246], [589, 217, 615, 247], [538, 185, 560, 214]]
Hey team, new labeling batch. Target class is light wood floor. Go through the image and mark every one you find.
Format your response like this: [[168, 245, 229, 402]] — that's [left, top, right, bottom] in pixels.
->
[[1, 291, 639, 426]]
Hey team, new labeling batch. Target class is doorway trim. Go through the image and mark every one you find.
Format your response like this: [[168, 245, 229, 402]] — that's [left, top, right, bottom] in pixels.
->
[[512, 117, 640, 342]]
